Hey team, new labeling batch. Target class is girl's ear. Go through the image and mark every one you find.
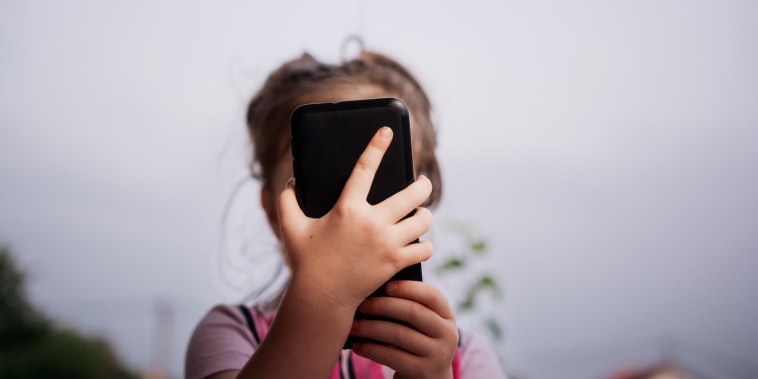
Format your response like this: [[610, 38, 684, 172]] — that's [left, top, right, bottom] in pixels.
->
[[260, 186, 282, 240]]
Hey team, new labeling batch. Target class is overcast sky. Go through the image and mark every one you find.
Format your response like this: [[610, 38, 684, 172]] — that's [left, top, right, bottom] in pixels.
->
[[1, 1, 757, 378]]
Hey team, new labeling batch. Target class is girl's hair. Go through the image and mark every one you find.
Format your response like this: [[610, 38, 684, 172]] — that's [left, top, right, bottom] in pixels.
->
[[245, 50, 442, 208]]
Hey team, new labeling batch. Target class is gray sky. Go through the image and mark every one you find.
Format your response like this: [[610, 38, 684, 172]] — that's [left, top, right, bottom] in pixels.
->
[[1, 1, 757, 378]]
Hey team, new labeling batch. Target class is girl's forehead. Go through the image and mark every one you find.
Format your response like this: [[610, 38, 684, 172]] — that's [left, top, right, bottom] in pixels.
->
[[299, 84, 388, 105]]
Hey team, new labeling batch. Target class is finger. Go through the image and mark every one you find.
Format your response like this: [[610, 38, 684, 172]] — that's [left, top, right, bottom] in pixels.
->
[[352, 341, 420, 374], [390, 207, 433, 246], [350, 318, 429, 355], [340, 127, 393, 203], [387, 240, 433, 271], [383, 281, 456, 321], [277, 178, 307, 236], [357, 290, 453, 339], [376, 175, 432, 223]]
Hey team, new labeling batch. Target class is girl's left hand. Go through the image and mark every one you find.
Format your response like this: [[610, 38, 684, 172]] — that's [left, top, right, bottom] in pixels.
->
[[350, 280, 459, 379]]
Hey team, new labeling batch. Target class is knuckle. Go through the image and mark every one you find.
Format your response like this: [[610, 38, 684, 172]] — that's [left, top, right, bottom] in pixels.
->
[[387, 251, 405, 269], [386, 345, 402, 362], [334, 201, 359, 218], [390, 326, 405, 344], [407, 302, 424, 321], [353, 158, 374, 174], [361, 218, 382, 236]]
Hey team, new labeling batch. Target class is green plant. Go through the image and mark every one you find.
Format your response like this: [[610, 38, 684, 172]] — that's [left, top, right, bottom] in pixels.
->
[[435, 219, 505, 346]]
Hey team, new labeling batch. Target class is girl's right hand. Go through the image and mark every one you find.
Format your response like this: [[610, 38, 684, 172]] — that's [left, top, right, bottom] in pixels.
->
[[276, 126, 434, 313]]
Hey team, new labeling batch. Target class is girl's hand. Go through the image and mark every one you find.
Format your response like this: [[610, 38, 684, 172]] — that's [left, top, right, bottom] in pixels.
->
[[277, 127, 434, 313], [350, 281, 459, 379]]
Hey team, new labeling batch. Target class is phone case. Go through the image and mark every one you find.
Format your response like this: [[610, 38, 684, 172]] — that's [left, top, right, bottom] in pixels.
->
[[290, 97, 423, 349]]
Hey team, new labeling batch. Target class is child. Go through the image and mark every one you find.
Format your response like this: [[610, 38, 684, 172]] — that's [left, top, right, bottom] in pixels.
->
[[185, 49, 505, 379]]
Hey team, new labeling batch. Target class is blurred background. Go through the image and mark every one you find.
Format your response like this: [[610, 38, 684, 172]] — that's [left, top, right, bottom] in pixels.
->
[[1, 1, 757, 378]]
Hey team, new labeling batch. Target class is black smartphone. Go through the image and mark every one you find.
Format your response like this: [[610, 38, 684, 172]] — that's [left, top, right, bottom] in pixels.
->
[[290, 97, 423, 349]]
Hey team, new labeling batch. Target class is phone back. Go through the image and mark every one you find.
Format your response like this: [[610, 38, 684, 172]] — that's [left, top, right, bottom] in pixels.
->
[[290, 97, 415, 217]]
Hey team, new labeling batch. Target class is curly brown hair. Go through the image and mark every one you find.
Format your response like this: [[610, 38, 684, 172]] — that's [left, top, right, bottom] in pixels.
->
[[245, 50, 442, 208]]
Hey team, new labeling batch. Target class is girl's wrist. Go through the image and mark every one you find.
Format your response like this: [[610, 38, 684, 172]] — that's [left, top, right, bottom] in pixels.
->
[[286, 273, 360, 316]]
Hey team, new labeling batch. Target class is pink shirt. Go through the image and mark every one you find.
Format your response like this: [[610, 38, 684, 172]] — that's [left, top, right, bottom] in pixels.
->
[[185, 304, 506, 379]]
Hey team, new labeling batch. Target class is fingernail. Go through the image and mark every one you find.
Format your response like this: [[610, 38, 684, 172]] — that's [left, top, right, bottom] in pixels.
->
[[385, 282, 398, 294], [378, 126, 392, 138]]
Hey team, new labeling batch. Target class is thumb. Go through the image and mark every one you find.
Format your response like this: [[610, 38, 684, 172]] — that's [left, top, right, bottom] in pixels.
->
[[277, 178, 306, 237]]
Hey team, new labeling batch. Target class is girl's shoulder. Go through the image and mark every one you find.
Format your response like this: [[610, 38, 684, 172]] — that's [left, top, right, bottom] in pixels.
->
[[185, 304, 273, 379], [191, 304, 276, 343]]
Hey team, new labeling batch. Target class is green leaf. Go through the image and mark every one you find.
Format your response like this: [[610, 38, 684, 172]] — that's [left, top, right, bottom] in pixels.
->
[[479, 275, 496, 288], [436, 257, 465, 275], [470, 239, 487, 254], [458, 294, 475, 313], [477, 275, 502, 298]]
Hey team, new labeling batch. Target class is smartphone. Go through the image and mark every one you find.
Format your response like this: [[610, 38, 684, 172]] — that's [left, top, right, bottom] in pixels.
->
[[290, 97, 423, 349]]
